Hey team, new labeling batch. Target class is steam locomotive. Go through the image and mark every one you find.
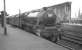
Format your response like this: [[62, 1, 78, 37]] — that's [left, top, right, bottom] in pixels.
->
[[7, 2, 71, 43], [7, 7, 62, 43], [7, 9, 82, 46]]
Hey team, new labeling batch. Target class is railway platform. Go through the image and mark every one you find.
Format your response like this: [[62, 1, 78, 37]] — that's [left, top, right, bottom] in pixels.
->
[[0, 24, 68, 50]]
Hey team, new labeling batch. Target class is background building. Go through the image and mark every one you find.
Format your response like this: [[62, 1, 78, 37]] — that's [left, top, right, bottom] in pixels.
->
[[47, 2, 71, 23]]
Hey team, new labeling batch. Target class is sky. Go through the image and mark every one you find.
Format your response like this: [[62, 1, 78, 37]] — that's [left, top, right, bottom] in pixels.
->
[[0, 0, 82, 18]]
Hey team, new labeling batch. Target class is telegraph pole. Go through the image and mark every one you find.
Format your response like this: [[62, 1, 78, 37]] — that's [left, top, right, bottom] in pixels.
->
[[3, 0, 7, 35]]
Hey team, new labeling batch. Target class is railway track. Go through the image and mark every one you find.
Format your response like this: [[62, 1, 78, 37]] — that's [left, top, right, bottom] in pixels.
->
[[56, 39, 81, 50]]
